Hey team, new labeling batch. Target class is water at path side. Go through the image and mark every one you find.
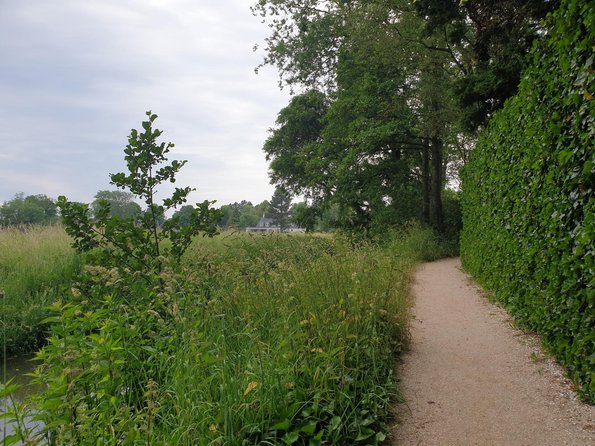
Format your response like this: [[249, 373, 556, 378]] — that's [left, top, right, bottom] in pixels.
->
[[2, 354, 40, 400], [1, 354, 44, 444]]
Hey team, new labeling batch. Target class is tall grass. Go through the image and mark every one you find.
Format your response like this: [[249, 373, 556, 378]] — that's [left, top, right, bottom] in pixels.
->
[[0, 226, 79, 357], [158, 234, 416, 444], [9, 227, 452, 445]]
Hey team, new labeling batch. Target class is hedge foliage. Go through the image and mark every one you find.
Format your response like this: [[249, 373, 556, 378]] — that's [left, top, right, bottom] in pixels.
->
[[461, 0, 594, 402]]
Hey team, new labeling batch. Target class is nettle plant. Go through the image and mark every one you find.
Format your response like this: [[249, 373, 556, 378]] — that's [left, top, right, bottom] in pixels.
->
[[9, 112, 221, 445]]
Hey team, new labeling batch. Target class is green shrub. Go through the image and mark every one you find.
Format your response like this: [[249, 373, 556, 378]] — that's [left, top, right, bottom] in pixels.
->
[[442, 189, 462, 244], [461, 0, 594, 401], [18, 112, 221, 445], [7, 226, 447, 445]]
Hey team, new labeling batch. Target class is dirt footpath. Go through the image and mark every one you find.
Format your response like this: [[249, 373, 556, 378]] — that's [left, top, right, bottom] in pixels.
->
[[392, 258, 594, 446]]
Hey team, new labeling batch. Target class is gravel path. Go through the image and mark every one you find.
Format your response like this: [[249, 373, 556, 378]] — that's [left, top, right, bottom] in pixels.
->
[[392, 258, 594, 446]]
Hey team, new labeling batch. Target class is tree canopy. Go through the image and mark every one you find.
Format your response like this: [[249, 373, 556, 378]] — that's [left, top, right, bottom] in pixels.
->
[[91, 190, 142, 220], [217, 200, 270, 229], [414, 0, 558, 130], [257, 1, 456, 232], [254, 0, 555, 234], [0, 193, 58, 226]]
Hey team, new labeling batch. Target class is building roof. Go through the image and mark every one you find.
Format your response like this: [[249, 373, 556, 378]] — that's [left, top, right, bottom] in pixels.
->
[[256, 216, 276, 228]]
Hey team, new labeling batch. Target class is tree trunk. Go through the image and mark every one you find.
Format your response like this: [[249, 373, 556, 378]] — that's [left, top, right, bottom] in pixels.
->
[[429, 138, 444, 232], [422, 144, 430, 224]]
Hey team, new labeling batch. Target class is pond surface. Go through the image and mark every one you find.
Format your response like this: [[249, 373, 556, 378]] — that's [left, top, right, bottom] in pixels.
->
[[1, 354, 43, 444], [2, 354, 39, 399]]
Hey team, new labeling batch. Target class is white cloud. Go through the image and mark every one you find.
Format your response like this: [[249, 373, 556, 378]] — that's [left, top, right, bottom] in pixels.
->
[[0, 0, 290, 206]]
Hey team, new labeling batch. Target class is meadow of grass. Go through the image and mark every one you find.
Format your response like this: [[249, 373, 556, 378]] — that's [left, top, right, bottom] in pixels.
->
[[0, 226, 79, 357], [158, 233, 416, 444], [5, 226, 451, 445]]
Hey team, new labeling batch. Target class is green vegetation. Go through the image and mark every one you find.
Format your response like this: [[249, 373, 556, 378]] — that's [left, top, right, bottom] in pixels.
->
[[268, 186, 293, 231], [159, 232, 422, 444], [0, 194, 59, 226], [4, 227, 449, 445], [4, 112, 220, 444], [253, 0, 550, 235], [412, 0, 557, 131], [2, 112, 452, 445], [91, 190, 143, 220], [461, 0, 594, 402], [217, 200, 270, 230], [0, 226, 79, 357]]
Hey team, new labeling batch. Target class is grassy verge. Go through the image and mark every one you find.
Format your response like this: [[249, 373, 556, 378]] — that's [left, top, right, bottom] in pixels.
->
[[161, 233, 416, 444], [0, 226, 79, 357], [8, 226, 451, 445]]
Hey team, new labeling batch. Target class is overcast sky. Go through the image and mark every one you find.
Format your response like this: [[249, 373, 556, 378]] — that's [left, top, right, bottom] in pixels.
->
[[0, 0, 291, 207]]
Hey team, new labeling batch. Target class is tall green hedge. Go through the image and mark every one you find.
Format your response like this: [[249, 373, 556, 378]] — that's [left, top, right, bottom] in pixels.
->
[[461, 0, 594, 402]]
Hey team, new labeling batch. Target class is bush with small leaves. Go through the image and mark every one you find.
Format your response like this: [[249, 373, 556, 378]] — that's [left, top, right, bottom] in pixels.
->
[[9, 112, 221, 445]]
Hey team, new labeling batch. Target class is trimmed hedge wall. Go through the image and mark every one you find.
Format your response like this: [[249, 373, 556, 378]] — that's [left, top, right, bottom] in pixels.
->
[[461, 0, 594, 402]]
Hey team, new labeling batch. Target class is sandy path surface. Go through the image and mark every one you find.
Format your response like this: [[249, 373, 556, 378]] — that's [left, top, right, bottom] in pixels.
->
[[392, 258, 594, 446]]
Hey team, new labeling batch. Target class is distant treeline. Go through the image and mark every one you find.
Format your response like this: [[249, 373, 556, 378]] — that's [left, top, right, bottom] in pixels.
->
[[0, 189, 340, 232], [0, 193, 59, 226]]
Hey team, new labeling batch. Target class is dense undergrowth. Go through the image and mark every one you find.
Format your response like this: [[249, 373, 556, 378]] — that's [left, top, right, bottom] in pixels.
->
[[461, 0, 594, 402], [163, 233, 415, 445], [0, 226, 80, 358], [3, 227, 449, 445]]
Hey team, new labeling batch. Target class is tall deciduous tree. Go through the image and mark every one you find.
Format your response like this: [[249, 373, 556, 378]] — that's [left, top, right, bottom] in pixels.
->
[[255, 0, 552, 233], [91, 190, 142, 220], [263, 90, 329, 198], [413, 0, 558, 130], [256, 0, 465, 232]]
